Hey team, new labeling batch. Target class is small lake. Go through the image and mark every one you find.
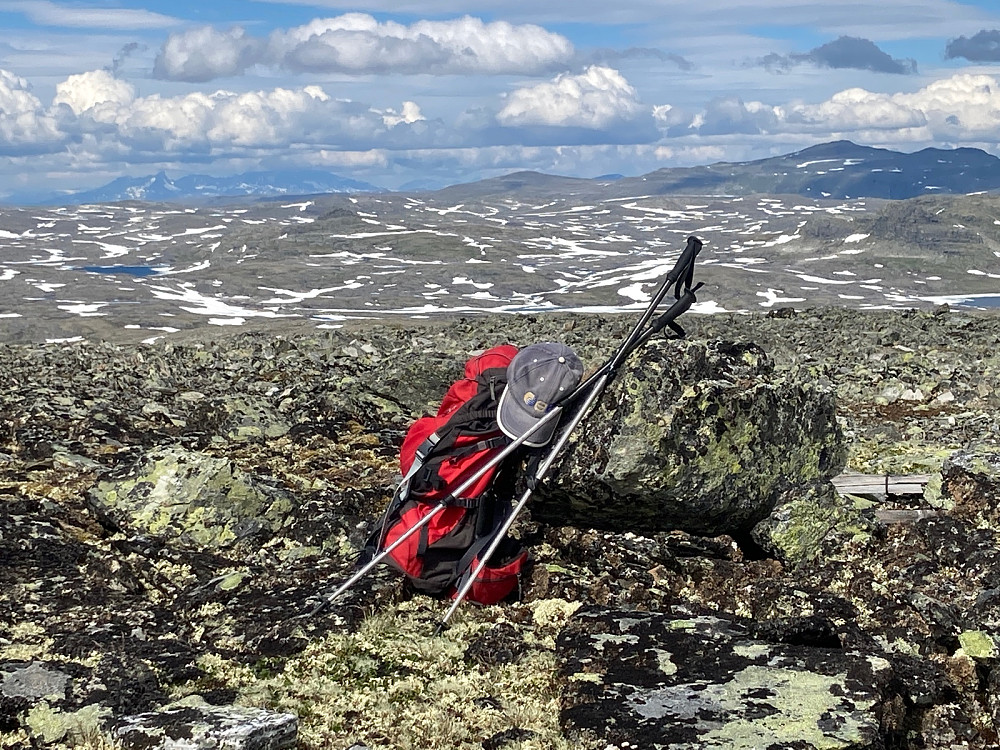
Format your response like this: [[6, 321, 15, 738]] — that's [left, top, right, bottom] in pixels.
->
[[954, 296, 1000, 308], [82, 265, 161, 277]]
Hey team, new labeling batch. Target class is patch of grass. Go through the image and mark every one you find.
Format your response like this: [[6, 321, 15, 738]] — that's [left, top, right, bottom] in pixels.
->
[[189, 597, 592, 750]]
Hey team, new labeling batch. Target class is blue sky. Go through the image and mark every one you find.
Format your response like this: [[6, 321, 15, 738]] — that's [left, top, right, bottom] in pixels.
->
[[2, 0, 1000, 198]]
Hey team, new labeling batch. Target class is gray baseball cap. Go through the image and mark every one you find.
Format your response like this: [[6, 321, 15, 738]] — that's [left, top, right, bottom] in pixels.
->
[[497, 342, 584, 447]]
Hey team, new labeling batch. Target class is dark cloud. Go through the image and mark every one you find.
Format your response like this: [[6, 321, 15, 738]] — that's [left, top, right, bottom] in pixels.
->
[[110, 43, 145, 76], [756, 36, 917, 75], [279, 33, 450, 75], [946, 29, 1000, 62], [584, 47, 694, 71]]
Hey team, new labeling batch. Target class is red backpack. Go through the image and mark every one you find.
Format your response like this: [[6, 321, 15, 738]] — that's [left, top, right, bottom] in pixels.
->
[[365, 345, 529, 604]]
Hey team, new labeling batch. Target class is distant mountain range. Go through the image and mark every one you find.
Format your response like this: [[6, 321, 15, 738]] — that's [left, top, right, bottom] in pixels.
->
[[637, 140, 1000, 200], [21, 169, 384, 206], [433, 141, 1000, 202], [10, 140, 1000, 206]]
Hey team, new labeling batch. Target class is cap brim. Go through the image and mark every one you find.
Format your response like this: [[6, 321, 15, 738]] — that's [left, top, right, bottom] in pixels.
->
[[496, 387, 559, 447]]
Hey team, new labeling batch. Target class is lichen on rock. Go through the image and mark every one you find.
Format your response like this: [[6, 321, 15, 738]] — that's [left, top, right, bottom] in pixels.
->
[[557, 606, 889, 749], [88, 446, 296, 551]]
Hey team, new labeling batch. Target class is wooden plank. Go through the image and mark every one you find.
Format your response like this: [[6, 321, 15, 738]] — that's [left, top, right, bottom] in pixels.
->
[[874, 509, 941, 524], [831, 472, 933, 495]]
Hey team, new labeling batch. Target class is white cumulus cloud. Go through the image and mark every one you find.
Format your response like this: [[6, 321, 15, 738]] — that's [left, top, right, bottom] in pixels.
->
[[379, 101, 425, 128], [784, 73, 1000, 139], [270, 14, 572, 75], [154, 26, 265, 83], [655, 73, 1000, 145], [153, 14, 573, 81], [498, 66, 642, 128], [53, 69, 136, 116], [118, 86, 343, 150], [784, 87, 927, 131], [0, 68, 63, 153], [41, 73, 443, 158]]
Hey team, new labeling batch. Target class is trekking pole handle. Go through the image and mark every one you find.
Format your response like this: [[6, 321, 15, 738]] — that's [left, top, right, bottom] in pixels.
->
[[556, 236, 704, 406], [667, 235, 702, 288], [605, 235, 702, 373], [648, 283, 703, 337]]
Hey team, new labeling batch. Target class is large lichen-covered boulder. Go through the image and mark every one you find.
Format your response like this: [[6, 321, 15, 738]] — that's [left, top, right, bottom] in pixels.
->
[[556, 606, 894, 750], [88, 447, 296, 550], [535, 339, 846, 536]]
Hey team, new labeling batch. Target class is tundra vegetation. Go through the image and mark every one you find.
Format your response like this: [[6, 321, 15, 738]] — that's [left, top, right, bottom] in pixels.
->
[[4, 306, 1000, 748]]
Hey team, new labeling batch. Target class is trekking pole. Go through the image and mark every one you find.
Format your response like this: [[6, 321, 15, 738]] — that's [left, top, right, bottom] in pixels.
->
[[318, 235, 704, 620], [307, 401, 569, 615], [434, 237, 705, 633], [434, 371, 609, 634]]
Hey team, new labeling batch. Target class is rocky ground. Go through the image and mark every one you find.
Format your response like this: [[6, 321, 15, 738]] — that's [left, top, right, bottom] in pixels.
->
[[3, 306, 1000, 749]]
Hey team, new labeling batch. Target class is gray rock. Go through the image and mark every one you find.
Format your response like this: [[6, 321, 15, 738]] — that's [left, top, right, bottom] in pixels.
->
[[751, 481, 872, 567], [109, 696, 297, 750], [557, 606, 892, 749], [536, 340, 846, 536], [209, 396, 292, 443], [1, 662, 69, 701]]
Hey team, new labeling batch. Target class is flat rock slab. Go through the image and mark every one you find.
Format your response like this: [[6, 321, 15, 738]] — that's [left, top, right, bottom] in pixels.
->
[[109, 697, 297, 750], [1, 662, 70, 702], [556, 606, 892, 750]]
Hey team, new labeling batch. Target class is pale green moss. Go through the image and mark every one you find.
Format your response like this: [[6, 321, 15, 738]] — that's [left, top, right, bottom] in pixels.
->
[[25, 702, 111, 747], [654, 649, 678, 676], [188, 598, 597, 750], [218, 572, 246, 592], [0, 729, 31, 747], [531, 599, 581, 636], [669, 619, 697, 631], [922, 473, 950, 508], [848, 439, 956, 476], [0, 623, 53, 661], [958, 631, 997, 660]]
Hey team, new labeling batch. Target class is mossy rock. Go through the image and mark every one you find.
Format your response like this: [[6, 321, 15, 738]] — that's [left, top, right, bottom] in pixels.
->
[[536, 339, 846, 536], [89, 447, 296, 551]]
